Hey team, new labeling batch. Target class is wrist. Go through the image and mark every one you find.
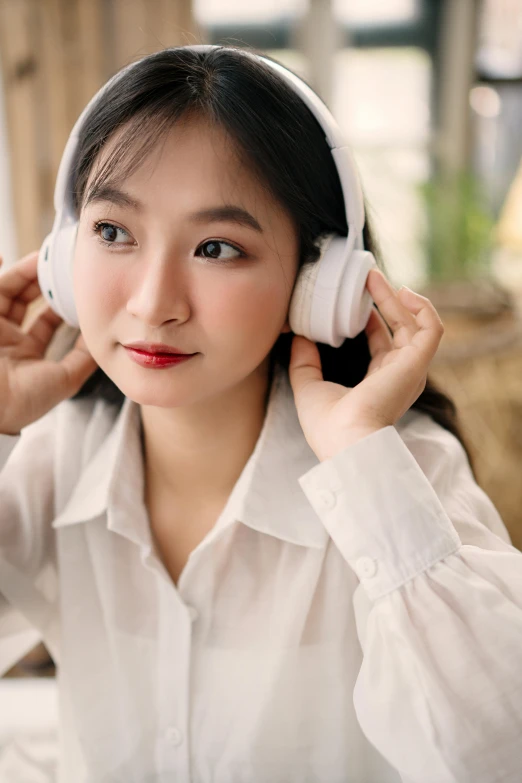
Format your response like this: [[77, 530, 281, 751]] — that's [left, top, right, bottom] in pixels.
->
[[316, 425, 385, 462]]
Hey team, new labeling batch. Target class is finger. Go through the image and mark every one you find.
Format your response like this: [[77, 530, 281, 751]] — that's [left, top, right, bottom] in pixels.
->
[[398, 286, 444, 328], [0, 251, 41, 317], [0, 315, 24, 348], [398, 287, 444, 357], [25, 305, 65, 352], [288, 334, 323, 392], [5, 283, 44, 326], [366, 269, 418, 342], [22, 341, 97, 420], [365, 307, 393, 359]]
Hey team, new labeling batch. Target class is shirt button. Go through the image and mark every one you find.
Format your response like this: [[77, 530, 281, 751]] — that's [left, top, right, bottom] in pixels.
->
[[187, 606, 199, 622], [317, 489, 337, 510], [356, 557, 378, 579], [165, 726, 183, 747]]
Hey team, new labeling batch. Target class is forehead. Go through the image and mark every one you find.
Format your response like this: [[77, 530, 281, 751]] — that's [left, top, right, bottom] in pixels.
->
[[85, 115, 271, 210], [81, 113, 300, 251]]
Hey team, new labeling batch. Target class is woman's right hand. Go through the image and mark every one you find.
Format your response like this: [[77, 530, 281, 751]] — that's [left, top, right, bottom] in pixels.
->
[[0, 250, 98, 436]]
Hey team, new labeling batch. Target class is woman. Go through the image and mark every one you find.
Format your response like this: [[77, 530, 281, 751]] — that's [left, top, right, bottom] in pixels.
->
[[0, 45, 521, 783]]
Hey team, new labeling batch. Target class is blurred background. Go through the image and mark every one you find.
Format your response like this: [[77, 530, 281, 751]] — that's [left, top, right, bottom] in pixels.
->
[[1, 0, 522, 779]]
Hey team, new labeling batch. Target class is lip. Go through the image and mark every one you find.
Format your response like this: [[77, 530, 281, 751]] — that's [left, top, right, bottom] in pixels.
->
[[123, 346, 197, 369], [123, 341, 194, 355]]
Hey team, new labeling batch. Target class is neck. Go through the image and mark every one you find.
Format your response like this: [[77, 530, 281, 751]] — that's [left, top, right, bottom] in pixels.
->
[[140, 358, 274, 507]]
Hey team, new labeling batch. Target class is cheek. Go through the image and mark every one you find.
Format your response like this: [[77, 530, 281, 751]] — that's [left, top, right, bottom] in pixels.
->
[[199, 273, 289, 336], [73, 255, 125, 326]]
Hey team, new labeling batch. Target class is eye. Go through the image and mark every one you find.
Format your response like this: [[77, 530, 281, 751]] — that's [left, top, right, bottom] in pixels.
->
[[92, 221, 133, 247], [195, 240, 245, 262]]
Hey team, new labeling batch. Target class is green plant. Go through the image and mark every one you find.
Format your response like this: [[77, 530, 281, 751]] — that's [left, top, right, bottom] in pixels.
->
[[420, 170, 496, 283]]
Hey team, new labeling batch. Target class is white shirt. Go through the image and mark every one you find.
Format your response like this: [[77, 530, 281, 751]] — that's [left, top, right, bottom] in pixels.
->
[[1, 362, 521, 783]]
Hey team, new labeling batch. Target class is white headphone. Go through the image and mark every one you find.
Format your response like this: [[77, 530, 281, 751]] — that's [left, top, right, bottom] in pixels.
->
[[37, 44, 376, 348]]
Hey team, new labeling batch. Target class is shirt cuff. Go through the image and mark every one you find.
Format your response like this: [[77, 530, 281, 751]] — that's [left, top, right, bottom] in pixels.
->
[[298, 426, 462, 601], [0, 432, 21, 468]]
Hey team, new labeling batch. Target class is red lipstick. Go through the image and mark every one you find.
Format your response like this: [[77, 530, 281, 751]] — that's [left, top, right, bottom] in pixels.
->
[[122, 342, 197, 369], [124, 341, 193, 354]]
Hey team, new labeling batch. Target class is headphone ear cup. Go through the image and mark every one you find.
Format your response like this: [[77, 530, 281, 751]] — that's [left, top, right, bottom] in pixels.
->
[[288, 258, 319, 343], [289, 235, 376, 347], [37, 222, 80, 327], [37, 233, 54, 307], [289, 234, 338, 343]]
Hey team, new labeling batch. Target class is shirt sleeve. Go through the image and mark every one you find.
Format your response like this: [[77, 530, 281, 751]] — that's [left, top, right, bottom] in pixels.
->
[[298, 413, 522, 783], [0, 411, 60, 676]]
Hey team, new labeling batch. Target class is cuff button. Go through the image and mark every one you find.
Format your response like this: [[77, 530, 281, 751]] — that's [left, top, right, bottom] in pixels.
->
[[317, 489, 337, 510], [356, 557, 378, 579]]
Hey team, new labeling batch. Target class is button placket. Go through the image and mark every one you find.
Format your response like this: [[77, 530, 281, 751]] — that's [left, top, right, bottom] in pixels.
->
[[165, 726, 183, 747], [154, 581, 192, 779]]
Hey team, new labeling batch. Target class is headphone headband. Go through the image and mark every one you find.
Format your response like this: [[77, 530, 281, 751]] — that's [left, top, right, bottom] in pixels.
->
[[54, 44, 365, 246], [39, 44, 374, 339]]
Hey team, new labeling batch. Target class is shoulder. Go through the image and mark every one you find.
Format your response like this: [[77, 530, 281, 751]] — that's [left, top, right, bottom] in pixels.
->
[[52, 395, 125, 466], [7, 394, 123, 471]]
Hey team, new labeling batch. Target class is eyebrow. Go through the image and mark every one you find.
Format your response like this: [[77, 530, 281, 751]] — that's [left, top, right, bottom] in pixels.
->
[[84, 185, 264, 233]]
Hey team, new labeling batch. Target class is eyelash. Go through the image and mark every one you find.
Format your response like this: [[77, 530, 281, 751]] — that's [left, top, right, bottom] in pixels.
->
[[91, 220, 247, 263]]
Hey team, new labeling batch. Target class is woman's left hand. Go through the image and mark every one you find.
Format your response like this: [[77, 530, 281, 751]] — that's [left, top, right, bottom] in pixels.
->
[[288, 268, 444, 462]]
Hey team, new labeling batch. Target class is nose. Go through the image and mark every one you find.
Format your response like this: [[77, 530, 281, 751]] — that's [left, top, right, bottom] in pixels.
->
[[126, 251, 191, 328]]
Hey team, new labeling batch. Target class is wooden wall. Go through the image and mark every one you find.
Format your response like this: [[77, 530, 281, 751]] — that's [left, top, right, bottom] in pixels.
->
[[0, 0, 202, 258]]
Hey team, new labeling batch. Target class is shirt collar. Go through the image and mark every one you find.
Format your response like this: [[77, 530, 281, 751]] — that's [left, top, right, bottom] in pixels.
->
[[52, 396, 151, 548], [52, 364, 329, 550], [219, 364, 329, 548]]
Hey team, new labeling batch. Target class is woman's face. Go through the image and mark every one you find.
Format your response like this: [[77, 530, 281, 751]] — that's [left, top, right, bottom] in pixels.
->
[[73, 115, 299, 408]]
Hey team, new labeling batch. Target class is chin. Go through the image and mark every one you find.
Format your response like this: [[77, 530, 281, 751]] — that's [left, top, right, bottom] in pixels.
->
[[93, 360, 186, 407], [119, 377, 196, 408]]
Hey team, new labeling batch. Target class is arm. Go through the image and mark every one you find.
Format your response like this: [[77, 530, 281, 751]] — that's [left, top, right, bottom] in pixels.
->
[[0, 249, 97, 675], [299, 414, 522, 783], [0, 409, 60, 676]]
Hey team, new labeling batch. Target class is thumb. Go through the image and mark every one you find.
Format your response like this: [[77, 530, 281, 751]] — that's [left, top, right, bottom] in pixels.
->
[[58, 333, 98, 396], [288, 334, 323, 393]]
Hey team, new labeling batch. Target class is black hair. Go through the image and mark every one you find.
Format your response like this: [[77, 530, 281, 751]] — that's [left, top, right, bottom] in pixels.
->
[[70, 45, 472, 464]]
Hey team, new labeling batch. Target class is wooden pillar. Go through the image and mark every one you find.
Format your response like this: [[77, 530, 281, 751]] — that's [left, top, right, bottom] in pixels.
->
[[434, 0, 480, 176], [296, 0, 339, 105], [0, 0, 42, 257]]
